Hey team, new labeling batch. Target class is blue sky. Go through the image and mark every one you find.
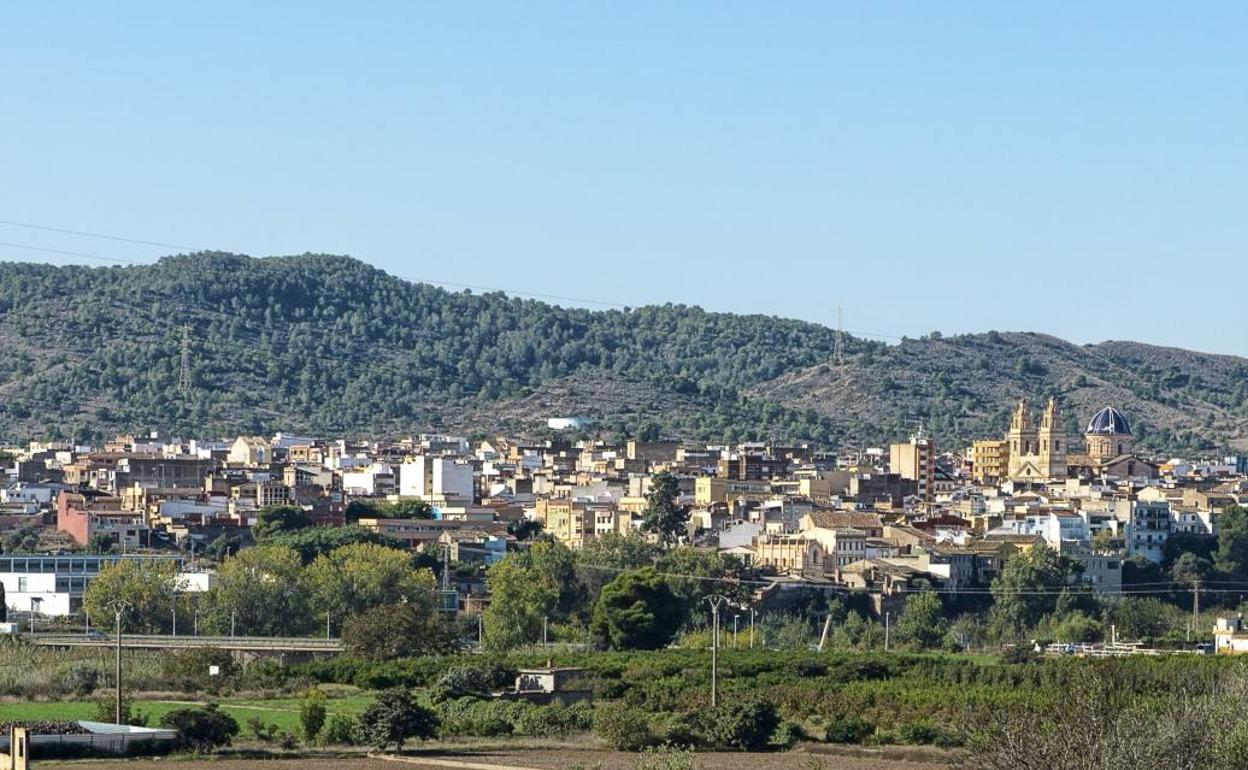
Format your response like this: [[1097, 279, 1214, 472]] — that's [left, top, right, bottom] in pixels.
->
[[1, 3, 1244, 354]]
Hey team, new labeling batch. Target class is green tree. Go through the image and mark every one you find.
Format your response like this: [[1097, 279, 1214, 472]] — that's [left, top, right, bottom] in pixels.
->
[[988, 544, 1076, 639], [481, 541, 577, 651], [82, 559, 179, 634], [306, 542, 435, 630], [590, 567, 682, 650], [341, 601, 456, 659], [1216, 506, 1248, 576], [300, 688, 328, 743], [1171, 551, 1212, 588], [88, 532, 115, 554], [893, 591, 948, 650], [575, 532, 662, 598], [160, 704, 239, 751], [1091, 529, 1122, 554], [357, 689, 439, 751], [202, 544, 312, 636], [1111, 597, 1174, 640], [640, 471, 688, 545], [252, 505, 313, 539], [264, 524, 405, 564]]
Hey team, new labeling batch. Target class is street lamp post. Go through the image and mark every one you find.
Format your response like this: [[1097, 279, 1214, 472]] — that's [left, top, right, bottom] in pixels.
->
[[230, 611, 236, 638], [733, 614, 739, 648], [705, 594, 729, 707], [106, 600, 132, 725], [749, 608, 756, 649]]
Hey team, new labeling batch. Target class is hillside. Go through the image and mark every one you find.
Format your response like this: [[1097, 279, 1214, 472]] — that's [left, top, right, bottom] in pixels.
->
[[0, 254, 1243, 452]]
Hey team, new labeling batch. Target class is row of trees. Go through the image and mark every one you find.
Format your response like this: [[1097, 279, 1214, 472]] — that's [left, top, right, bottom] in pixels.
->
[[83, 541, 446, 646]]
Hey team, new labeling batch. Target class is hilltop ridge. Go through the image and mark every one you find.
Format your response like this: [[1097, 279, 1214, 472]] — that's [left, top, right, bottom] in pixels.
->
[[0, 254, 1243, 451]]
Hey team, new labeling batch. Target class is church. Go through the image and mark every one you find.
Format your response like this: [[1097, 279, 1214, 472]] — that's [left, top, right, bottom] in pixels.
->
[[1003, 398, 1154, 482], [1006, 397, 1068, 481]]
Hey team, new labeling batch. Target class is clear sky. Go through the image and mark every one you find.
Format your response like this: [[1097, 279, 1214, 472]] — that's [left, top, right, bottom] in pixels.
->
[[2, 3, 1244, 354]]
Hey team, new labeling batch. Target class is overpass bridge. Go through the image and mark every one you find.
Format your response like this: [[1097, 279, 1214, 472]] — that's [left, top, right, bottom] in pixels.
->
[[28, 633, 344, 655]]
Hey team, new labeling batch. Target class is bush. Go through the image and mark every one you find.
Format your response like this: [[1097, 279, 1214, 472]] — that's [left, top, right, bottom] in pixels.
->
[[431, 663, 515, 703], [357, 688, 439, 751], [769, 721, 799, 749], [321, 713, 357, 745], [159, 704, 240, 751], [515, 703, 594, 737], [159, 648, 240, 693], [691, 699, 780, 751], [92, 693, 148, 726], [246, 717, 279, 742], [634, 744, 697, 770], [594, 703, 652, 751], [824, 716, 874, 744], [299, 688, 327, 742], [63, 664, 100, 696]]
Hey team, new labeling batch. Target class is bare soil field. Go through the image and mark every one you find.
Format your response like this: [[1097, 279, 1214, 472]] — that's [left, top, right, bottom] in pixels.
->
[[41, 746, 949, 770]]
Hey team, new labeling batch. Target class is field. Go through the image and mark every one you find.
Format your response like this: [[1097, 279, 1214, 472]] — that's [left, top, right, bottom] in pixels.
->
[[0, 692, 373, 735], [39, 748, 946, 769]]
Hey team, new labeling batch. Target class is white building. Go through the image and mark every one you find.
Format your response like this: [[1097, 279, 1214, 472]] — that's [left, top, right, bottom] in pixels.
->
[[0, 554, 186, 617], [399, 457, 474, 503], [1122, 500, 1172, 564]]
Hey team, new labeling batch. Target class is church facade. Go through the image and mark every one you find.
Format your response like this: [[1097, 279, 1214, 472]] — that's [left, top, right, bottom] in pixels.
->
[[999, 399, 1148, 482], [1006, 397, 1068, 481]]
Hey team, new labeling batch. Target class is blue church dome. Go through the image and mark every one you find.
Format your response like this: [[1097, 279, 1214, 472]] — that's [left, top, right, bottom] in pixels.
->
[[1086, 406, 1131, 436]]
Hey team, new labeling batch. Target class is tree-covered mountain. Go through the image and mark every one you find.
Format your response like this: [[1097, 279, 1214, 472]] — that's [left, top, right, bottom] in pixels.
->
[[0, 254, 1243, 452]]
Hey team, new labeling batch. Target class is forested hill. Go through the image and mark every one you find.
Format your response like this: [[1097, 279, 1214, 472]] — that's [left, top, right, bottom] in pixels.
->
[[0, 253, 1244, 452]]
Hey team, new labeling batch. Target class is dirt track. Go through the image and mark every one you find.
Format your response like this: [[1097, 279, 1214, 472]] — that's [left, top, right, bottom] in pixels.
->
[[42, 747, 949, 770]]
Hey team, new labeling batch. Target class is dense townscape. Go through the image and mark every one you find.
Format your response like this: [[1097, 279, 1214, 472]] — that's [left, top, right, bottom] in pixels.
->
[[4, 398, 1248, 766]]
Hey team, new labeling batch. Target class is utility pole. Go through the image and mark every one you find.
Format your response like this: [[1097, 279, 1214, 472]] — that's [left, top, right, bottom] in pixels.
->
[[326, 612, 332, 640], [179, 324, 192, 401], [884, 611, 891, 652], [1193, 579, 1202, 638], [706, 594, 728, 707], [733, 614, 739, 648], [749, 608, 756, 650], [230, 611, 236, 638], [107, 600, 131, 725], [835, 305, 845, 366], [171, 604, 177, 637], [542, 616, 549, 652]]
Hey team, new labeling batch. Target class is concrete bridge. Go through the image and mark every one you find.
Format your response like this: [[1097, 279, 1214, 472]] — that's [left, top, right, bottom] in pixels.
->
[[28, 633, 343, 661]]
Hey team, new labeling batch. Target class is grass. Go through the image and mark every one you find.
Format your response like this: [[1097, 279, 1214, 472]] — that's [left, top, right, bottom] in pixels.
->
[[0, 692, 374, 735]]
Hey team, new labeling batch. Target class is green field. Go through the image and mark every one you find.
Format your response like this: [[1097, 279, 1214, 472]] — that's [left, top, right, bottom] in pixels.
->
[[0, 693, 374, 735]]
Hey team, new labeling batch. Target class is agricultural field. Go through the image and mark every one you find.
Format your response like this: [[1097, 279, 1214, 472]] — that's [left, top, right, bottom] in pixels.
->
[[0, 692, 373, 736]]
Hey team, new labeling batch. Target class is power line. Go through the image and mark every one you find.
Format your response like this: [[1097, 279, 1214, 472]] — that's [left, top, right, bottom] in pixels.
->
[[0, 217, 908, 340], [0, 219, 201, 251], [0, 240, 148, 265]]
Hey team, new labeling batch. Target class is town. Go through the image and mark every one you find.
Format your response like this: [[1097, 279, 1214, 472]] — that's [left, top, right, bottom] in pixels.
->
[[3, 397, 1246, 648]]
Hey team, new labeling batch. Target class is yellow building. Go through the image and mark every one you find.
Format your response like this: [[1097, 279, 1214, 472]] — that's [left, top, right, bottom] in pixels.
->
[[972, 440, 1010, 484], [889, 430, 935, 501], [694, 477, 770, 506]]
